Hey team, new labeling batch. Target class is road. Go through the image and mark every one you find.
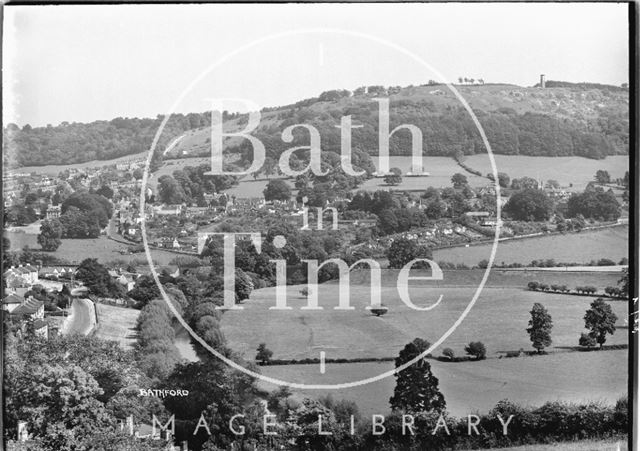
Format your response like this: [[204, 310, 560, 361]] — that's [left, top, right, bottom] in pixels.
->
[[62, 298, 96, 336]]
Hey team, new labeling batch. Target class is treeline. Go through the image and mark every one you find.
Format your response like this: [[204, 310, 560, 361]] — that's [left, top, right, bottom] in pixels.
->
[[157, 164, 238, 205], [260, 100, 626, 159], [3, 113, 209, 167], [355, 398, 627, 451], [536, 80, 628, 91]]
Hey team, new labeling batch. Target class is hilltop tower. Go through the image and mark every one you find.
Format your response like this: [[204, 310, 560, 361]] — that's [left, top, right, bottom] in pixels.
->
[[540, 74, 546, 88]]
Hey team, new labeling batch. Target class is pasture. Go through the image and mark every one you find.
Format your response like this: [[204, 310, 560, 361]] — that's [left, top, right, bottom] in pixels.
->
[[433, 225, 629, 266], [258, 349, 627, 419], [94, 303, 140, 350], [221, 270, 628, 363], [463, 154, 629, 192], [4, 230, 177, 265]]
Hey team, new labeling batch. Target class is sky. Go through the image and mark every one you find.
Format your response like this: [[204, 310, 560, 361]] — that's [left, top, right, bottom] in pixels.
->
[[2, 2, 630, 128]]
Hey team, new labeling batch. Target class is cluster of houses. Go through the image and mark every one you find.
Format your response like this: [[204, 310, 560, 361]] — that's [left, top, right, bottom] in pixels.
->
[[3, 265, 51, 338]]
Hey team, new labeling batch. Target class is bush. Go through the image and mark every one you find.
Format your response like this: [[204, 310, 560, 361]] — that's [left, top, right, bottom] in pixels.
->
[[579, 333, 597, 348], [465, 341, 487, 360], [369, 306, 388, 317], [442, 348, 455, 360], [527, 281, 539, 291], [256, 343, 273, 365]]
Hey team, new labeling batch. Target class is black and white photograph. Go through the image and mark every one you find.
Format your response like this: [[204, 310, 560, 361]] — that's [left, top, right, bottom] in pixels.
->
[[1, 2, 637, 450]]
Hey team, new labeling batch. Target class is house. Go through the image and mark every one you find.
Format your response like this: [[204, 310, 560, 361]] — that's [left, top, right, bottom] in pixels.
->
[[4, 265, 39, 285], [117, 274, 136, 292], [39, 266, 77, 280], [153, 204, 183, 216], [32, 319, 48, 339], [10, 297, 45, 320], [46, 204, 62, 219], [3, 293, 24, 313]]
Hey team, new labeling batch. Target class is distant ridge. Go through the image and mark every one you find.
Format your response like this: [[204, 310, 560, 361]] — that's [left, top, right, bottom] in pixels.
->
[[3, 81, 628, 169]]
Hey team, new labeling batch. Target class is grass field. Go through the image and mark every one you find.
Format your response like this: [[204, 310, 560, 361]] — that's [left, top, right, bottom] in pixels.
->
[[433, 225, 629, 266], [94, 303, 140, 350], [463, 155, 629, 192], [258, 350, 628, 418], [221, 270, 628, 362], [5, 230, 178, 265]]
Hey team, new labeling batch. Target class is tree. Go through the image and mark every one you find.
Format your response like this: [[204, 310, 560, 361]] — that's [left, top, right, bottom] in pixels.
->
[[10, 363, 109, 440], [451, 173, 468, 189], [464, 341, 486, 360], [95, 185, 114, 199], [37, 219, 63, 251], [497, 172, 510, 188], [583, 298, 617, 348], [370, 305, 388, 317], [255, 343, 273, 364], [263, 179, 291, 201], [61, 192, 112, 228], [389, 338, 445, 414], [527, 281, 540, 291], [76, 258, 123, 298], [527, 303, 553, 353], [128, 274, 161, 307], [442, 348, 454, 360], [59, 207, 102, 238], [377, 209, 399, 235], [595, 170, 611, 184], [510, 177, 539, 190], [263, 157, 277, 178], [504, 189, 554, 221], [157, 175, 187, 204], [384, 173, 402, 186], [579, 332, 597, 348], [567, 190, 620, 221], [385, 237, 432, 269]]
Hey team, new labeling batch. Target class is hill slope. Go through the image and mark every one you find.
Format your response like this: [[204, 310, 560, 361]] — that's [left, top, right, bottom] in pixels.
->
[[3, 82, 628, 168]]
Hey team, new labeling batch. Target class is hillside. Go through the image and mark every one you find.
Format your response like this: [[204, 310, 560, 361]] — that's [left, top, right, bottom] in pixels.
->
[[3, 82, 628, 169], [171, 83, 628, 163]]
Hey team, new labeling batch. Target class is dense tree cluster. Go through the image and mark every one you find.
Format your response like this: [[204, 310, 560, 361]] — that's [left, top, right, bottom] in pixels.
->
[[3, 113, 209, 167], [76, 258, 126, 298], [566, 190, 621, 221], [53, 192, 114, 238], [504, 189, 554, 221], [3, 334, 170, 450], [157, 164, 237, 205], [386, 237, 433, 269]]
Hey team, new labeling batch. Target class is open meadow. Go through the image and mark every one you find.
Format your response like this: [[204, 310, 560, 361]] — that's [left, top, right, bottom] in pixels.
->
[[4, 230, 177, 265], [433, 225, 629, 266], [94, 303, 140, 350], [221, 266, 628, 417], [463, 154, 629, 192], [221, 269, 628, 363], [258, 349, 627, 419]]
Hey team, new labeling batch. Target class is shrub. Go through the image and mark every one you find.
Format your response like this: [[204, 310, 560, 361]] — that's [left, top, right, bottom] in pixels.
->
[[465, 341, 487, 360], [370, 306, 388, 317], [527, 281, 539, 291], [579, 333, 597, 348], [256, 343, 273, 364], [442, 348, 455, 360]]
